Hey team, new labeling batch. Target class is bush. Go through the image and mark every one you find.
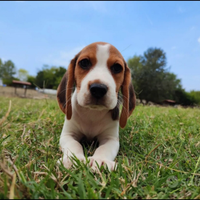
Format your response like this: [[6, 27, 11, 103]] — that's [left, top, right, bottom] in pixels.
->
[[174, 88, 197, 106], [2, 77, 20, 86]]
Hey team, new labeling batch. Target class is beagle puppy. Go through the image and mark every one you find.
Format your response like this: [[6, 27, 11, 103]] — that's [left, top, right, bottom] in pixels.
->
[[57, 42, 136, 171]]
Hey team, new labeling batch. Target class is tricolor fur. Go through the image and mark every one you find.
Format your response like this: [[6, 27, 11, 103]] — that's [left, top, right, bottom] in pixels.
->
[[57, 42, 136, 171]]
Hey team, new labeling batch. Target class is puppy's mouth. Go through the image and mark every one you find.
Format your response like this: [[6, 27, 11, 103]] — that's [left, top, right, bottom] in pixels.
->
[[77, 90, 116, 110], [83, 101, 108, 110], [88, 105, 107, 110]]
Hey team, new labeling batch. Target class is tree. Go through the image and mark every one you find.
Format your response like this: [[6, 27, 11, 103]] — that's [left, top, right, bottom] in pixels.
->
[[35, 65, 66, 89], [35, 70, 45, 89], [161, 72, 182, 100], [187, 90, 200, 106], [0, 58, 3, 78], [174, 88, 197, 106], [27, 75, 36, 89], [54, 66, 66, 89], [18, 68, 29, 81], [0, 60, 16, 79], [0, 59, 17, 85], [128, 48, 183, 104], [128, 55, 143, 96]]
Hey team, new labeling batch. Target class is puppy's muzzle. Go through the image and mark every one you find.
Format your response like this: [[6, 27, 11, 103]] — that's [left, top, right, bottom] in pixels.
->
[[90, 83, 108, 99]]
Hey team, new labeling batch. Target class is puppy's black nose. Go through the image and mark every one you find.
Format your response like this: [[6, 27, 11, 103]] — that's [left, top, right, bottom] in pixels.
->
[[90, 83, 108, 99]]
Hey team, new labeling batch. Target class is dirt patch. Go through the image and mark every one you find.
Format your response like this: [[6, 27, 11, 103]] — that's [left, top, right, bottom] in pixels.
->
[[0, 86, 56, 100]]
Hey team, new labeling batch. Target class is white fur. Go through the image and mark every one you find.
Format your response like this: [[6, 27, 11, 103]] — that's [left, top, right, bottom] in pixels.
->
[[77, 44, 117, 110], [59, 44, 120, 171]]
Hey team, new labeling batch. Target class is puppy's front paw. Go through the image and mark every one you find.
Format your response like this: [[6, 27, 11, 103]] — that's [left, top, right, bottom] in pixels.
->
[[88, 156, 117, 172], [57, 154, 86, 169]]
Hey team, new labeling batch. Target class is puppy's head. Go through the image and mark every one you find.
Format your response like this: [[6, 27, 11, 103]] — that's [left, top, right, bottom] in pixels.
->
[[57, 42, 136, 128]]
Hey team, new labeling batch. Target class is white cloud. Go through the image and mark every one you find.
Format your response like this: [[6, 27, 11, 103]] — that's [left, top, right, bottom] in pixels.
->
[[42, 46, 85, 68], [198, 37, 200, 44]]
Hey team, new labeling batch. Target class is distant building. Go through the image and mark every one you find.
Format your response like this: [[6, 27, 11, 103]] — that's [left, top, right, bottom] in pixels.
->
[[12, 80, 32, 97], [161, 99, 176, 106]]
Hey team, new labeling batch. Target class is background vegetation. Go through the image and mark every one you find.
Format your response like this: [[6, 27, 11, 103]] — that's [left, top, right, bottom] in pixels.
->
[[1, 47, 200, 106], [128, 48, 200, 106], [0, 97, 199, 199], [0, 48, 200, 106]]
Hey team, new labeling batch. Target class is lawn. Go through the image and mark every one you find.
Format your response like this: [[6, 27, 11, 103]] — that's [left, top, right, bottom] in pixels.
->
[[0, 96, 200, 199]]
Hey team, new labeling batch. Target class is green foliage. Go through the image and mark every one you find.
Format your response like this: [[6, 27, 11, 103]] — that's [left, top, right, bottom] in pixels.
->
[[27, 75, 36, 89], [142, 47, 167, 71], [35, 65, 66, 89], [163, 72, 182, 99], [18, 68, 29, 82], [0, 58, 2, 71], [128, 55, 143, 95], [0, 97, 199, 199], [174, 88, 197, 106], [128, 48, 193, 105], [2, 77, 20, 86], [0, 59, 17, 85], [188, 90, 200, 105], [0, 60, 16, 78], [35, 70, 45, 88]]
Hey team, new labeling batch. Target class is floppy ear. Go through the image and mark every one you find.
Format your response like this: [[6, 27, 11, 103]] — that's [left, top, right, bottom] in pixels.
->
[[57, 54, 79, 120], [119, 62, 136, 128]]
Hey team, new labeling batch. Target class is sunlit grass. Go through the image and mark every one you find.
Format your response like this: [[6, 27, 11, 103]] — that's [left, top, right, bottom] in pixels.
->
[[0, 96, 200, 199]]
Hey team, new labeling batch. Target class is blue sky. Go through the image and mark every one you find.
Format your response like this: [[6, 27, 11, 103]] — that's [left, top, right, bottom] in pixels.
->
[[0, 1, 200, 91]]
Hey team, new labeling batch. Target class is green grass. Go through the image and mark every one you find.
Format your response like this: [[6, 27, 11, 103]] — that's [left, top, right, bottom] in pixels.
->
[[0, 96, 200, 199]]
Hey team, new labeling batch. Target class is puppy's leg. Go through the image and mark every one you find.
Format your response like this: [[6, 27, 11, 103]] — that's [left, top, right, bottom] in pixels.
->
[[88, 132, 119, 171], [58, 134, 85, 169]]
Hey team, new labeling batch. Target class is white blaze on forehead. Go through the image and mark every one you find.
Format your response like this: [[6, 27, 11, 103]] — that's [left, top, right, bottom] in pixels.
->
[[79, 43, 113, 82], [96, 44, 110, 66], [76, 43, 118, 109], [90, 43, 113, 82]]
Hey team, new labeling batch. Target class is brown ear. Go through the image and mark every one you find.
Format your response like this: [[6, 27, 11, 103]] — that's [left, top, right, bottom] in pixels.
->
[[57, 54, 79, 120], [119, 63, 136, 128]]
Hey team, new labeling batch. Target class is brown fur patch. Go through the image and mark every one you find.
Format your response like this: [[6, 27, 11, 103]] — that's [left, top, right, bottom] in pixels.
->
[[57, 71, 67, 113], [87, 79, 102, 90], [107, 45, 125, 93], [74, 43, 101, 92], [119, 63, 136, 128], [128, 83, 136, 115], [57, 54, 79, 119], [74, 42, 116, 92], [57, 42, 136, 126]]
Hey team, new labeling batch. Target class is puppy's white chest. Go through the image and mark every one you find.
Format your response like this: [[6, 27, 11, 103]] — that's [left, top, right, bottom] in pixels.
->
[[57, 41, 135, 171], [72, 105, 114, 139]]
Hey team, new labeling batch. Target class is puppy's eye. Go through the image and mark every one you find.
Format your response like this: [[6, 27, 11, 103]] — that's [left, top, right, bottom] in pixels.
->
[[111, 63, 123, 74], [79, 59, 91, 70]]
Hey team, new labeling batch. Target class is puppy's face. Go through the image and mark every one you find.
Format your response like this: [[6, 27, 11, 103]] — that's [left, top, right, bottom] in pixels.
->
[[74, 42, 125, 110], [57, 42, 136, 128]]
